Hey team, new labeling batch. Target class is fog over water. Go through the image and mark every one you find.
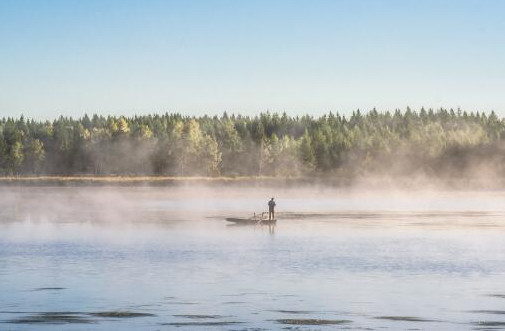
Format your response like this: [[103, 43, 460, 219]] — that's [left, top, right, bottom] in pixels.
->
[[1, 186, 505, 330]]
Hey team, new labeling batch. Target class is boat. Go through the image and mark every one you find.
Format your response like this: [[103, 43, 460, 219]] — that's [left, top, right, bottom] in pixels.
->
[[225, 212, 277, 225], [226, 217, 277, 225]]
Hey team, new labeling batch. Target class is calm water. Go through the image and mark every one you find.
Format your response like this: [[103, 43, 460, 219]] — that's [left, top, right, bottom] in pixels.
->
[[1, 186, 505, 330]]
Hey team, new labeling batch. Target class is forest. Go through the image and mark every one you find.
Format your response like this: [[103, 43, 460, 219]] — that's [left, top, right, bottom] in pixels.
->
[[1, 108, 505, 179]]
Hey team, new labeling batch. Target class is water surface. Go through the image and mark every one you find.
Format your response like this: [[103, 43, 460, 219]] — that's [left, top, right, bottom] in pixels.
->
[[1, 186, 505, 330]]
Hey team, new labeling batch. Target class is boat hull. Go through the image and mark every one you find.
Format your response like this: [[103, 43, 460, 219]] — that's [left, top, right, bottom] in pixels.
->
[[225, 218, 277, 225]]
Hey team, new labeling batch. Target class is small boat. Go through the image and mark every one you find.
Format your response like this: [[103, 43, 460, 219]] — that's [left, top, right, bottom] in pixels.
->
[[226, 217, 277, 225], [225, 212, 276, 225]]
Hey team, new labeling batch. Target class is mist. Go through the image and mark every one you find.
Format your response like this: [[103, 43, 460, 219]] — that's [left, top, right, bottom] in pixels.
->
[[1, 109, 505, 190], [3, 182, 505, 329]]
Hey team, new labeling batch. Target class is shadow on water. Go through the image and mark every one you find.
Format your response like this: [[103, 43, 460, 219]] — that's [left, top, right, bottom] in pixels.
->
[[89, 311, 156, 318], [487, 294, 505, 299], [273, 318, 352, 325], [160, 321, 244, 326], [30, 287, 66, 292], [1, 311, 156, 324], [470, 309, 505, 330], [472, 321, 505, 327], [2, 312, 93, 324], [470, 310, 505, 315], [374, 316, 438, 322], [269, 310, 315, 314], [173, 314, 229, 319]]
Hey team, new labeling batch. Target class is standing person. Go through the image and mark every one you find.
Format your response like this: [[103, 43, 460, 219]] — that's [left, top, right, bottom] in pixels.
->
[[268, 198, 276, 220]]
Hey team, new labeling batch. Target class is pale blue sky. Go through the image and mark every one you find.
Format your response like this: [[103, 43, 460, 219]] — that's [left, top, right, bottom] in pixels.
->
[[1, 0, 504, 119]]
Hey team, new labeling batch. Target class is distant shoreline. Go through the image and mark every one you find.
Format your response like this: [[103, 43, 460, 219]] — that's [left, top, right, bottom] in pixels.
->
[[0, 176, 346, 187], [0, 175, 504, 190]]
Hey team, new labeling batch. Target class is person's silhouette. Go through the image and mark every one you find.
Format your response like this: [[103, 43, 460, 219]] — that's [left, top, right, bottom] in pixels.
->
[[268, 198, 276, 220]]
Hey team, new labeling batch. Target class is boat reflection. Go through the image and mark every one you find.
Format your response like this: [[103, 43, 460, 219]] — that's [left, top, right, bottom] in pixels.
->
[[225, 221, 276, 234]]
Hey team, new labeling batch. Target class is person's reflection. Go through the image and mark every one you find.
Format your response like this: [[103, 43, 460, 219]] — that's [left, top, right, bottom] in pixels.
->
[[268, 224, 275, 235]]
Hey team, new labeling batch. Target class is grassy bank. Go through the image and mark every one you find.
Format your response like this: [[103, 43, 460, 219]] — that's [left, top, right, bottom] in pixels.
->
[[0, 176, 354, 187], [1, 175, 505, 189]]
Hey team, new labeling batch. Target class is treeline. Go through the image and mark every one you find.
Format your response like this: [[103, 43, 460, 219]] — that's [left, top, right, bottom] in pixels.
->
[[1, 108, 505, 178]]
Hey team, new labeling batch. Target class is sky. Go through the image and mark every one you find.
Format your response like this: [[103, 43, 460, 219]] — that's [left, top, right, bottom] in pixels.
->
[[1, 0, 504, 119]]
